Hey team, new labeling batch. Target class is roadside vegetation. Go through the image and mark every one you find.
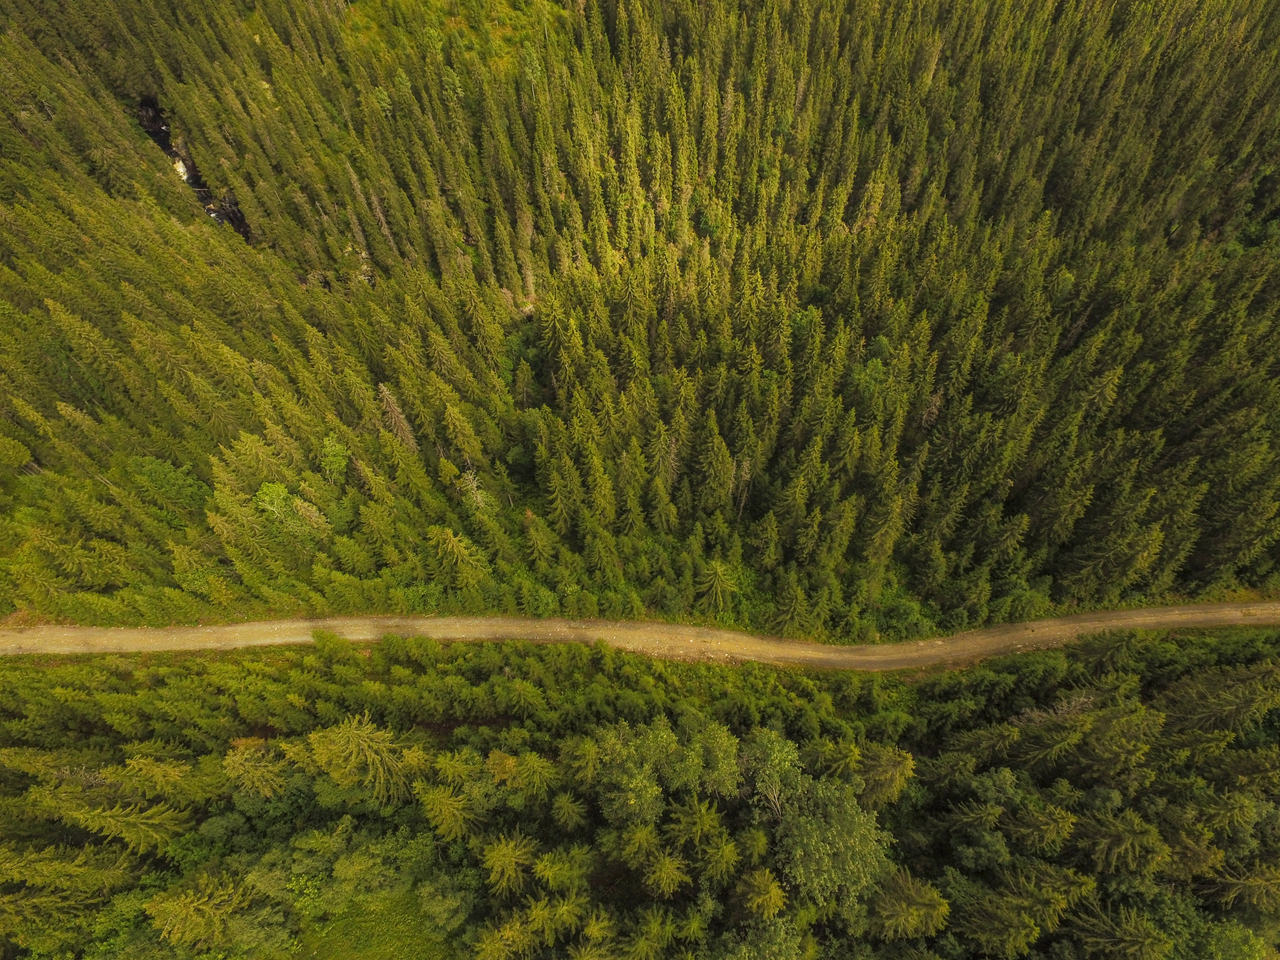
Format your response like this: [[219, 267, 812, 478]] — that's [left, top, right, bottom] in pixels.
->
[[2, 627, 1279, 959], [1, 0, 1279, 639]]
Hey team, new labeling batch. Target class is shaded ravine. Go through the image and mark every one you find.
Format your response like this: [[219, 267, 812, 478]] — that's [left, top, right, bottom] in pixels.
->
[[2, 602, 1280, 670], [137, 96, 250, 239]]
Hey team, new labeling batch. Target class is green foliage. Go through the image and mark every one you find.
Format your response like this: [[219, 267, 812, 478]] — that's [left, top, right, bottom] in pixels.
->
[[868, 868, 949, 940], [0, 0, 1277, 633], [307, 712, 425, 805], [3, 0, 1280, 952], [145, 873, 253, 950], [0, 627, 1277, 958]]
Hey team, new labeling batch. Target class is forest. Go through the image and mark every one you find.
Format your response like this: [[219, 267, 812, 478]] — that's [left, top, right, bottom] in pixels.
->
[[0, 0, 1278, 639], [4, 0, 1280, 956], [0, 626, 1278, 959]]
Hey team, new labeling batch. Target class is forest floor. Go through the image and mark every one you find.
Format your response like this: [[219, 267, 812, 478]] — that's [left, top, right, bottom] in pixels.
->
[[3, 602, 1280, 669]]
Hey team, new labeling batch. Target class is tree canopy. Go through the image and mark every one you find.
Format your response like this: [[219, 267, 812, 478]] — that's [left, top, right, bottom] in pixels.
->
[[0, 0, 1277, 636], [1, 627, 1279, 958]]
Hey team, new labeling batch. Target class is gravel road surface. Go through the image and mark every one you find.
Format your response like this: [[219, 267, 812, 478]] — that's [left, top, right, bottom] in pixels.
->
[[2, 602, 1279, 670]]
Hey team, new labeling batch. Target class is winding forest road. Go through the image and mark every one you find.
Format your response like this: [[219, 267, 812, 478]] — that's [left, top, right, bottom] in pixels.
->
[[2, 601, 1280, 670]]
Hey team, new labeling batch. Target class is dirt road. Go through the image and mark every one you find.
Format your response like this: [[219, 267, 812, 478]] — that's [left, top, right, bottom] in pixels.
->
[[2, 601, 1279, 670]]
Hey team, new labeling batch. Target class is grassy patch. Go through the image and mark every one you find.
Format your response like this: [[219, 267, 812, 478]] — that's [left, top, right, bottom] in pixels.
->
[[297, 891, 454, 960]]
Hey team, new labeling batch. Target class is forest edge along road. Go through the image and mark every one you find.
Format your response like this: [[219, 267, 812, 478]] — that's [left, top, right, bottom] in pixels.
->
[[2, 601, 1280, 669]]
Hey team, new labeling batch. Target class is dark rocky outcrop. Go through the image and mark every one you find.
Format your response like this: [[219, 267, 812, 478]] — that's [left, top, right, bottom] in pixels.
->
[[136, 96, 249, 240]]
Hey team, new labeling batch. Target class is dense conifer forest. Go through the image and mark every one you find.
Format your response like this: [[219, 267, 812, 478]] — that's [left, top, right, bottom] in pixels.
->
[[6, 1, 1280, 957], [1, 0, 1279, 637], [0, 628, 1277, 958]]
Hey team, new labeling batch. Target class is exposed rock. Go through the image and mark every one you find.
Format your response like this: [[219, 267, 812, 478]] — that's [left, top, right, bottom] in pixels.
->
[[136, 96, 250, 241]]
